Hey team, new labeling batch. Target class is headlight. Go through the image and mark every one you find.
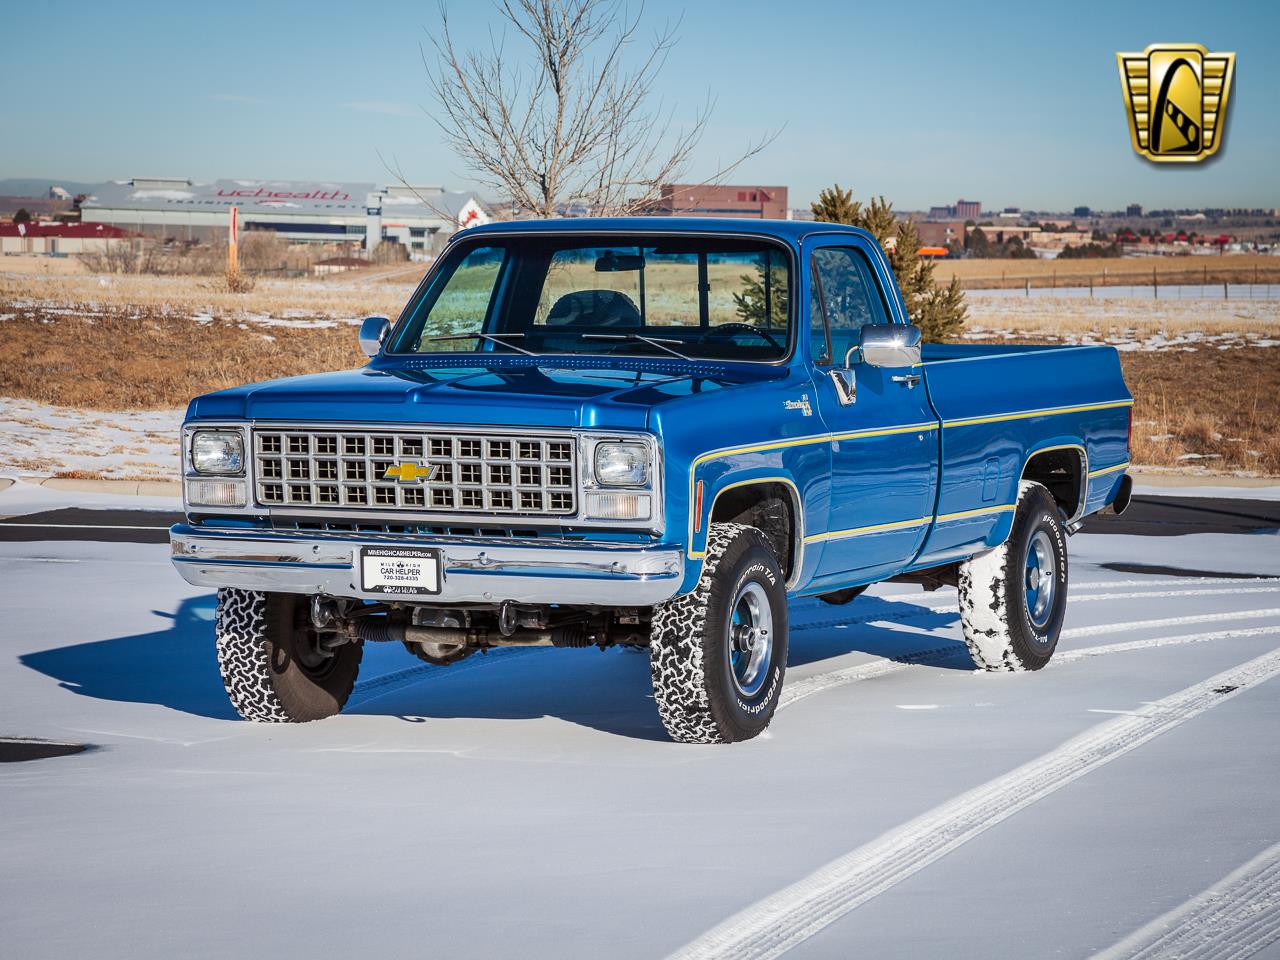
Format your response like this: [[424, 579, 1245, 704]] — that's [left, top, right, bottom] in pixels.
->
[[594, 441, 649, 487], [191, 430, 244, 475]]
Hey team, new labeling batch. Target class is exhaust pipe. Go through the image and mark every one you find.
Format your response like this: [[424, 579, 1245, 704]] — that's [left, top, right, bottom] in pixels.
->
[[353, 619, 590, 648], [1100, 473, 1133, 517]]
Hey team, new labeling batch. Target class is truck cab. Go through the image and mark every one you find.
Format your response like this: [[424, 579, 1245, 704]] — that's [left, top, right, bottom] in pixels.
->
[[172, 218, 1133, 742]]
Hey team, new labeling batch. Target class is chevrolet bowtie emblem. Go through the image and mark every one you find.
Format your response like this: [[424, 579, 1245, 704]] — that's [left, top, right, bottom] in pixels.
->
[[1117, 43, 1235, 163], [384, 462, 439, 483]]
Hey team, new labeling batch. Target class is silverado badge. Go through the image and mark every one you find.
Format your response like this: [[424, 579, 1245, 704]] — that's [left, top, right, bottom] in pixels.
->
[[1117, 43, 1235, 163], [384, 462, 440, 483], [783, 394, 813, 416]]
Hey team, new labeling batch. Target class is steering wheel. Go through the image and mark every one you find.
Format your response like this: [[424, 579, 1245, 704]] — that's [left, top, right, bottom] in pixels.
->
[[702, 323, 783, 349]]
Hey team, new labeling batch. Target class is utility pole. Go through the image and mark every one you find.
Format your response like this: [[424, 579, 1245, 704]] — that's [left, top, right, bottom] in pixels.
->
[[228, 205, 239, 280]]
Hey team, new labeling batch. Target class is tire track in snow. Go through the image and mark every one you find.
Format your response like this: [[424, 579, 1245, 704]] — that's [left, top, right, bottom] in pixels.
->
[[1072, 577, 1280, 590], [1061, 608, 1280, 641], [1072, 587, 1280, 603], [1089, 841, 1280, 960], [348, 649, 536, 708], [1057, 626, 1280, 664], [1070, 578, 1280, 593], [780, 612, 1280, 711], [791, 587, 1280, 637], [667, 648, 1280, 960]]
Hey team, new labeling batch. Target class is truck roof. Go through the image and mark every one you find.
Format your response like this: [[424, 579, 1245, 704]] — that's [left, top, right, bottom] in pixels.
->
[[459, 216, 877, 245]]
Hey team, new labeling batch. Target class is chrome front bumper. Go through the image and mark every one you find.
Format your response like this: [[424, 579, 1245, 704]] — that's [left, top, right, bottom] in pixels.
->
[[169, 524, 685, 605]]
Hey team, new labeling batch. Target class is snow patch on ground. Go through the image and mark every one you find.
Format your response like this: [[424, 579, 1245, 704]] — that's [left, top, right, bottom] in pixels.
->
[[962, 323, 1280, 352], [964, 295, 1279, 344], [6, 293, 368, 327], [0, 398, 181, 480]]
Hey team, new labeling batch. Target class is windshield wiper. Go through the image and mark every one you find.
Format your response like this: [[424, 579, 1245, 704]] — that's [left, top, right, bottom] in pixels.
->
[[428, 332, 536, 356], [580, 332, 692, 361]]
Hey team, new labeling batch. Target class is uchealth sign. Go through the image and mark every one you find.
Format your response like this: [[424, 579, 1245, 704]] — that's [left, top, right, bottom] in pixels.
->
[[215, 186, 355, 202], [106, 179, 377, 215]]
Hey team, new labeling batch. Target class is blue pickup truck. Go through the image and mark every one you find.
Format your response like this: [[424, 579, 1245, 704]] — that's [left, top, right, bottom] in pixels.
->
[[171, 218, 1133, 743]]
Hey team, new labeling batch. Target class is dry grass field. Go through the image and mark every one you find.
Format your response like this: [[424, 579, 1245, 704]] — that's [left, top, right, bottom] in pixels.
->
[[1, 267, 1278, 476], [963, 293, 1278, 339], [0, 271, 412, 323], [0, 307, 366, 410], [935, 253, 1280, 289]]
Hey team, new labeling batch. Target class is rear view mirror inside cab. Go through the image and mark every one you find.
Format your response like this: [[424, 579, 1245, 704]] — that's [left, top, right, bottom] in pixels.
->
[[595, 251, 646, 272]]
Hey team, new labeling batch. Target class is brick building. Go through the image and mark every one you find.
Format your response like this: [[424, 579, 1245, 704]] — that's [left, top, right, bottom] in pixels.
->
[[656, 184, 789, 219], [915, 221, 966, 248]]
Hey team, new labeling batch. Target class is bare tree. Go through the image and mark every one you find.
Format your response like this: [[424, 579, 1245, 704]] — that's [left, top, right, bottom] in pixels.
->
[[425, 0, 774, 217]]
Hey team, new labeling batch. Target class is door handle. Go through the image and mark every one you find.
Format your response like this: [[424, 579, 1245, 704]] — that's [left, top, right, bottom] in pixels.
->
[[892, 373, 922, 389]]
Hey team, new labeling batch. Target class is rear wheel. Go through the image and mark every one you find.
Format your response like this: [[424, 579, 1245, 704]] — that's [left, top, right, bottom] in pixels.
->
[[214, 589, 362, 722], [649, 523, 788, 743], [957, 481, 1068, 671]]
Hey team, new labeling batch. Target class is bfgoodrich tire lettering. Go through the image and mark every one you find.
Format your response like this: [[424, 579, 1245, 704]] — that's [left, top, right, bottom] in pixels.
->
[[957, 481, 1069, 671], [649, 523, 789, 743], [214, 588, 362, 722]]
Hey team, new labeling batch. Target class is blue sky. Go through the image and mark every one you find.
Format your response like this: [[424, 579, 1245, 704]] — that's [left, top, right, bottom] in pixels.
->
[[2, 0, 1276, 210]]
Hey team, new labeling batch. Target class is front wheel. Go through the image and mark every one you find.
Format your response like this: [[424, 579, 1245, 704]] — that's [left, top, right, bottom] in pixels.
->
[[649, 523, 789, 743], [214, 589, 363, 721], [957, 481, 1068, 671]]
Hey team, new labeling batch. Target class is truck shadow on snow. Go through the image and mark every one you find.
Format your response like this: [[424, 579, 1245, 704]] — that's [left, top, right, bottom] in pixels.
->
[[19, 593, 242, 721], [17, 593, 969, 737], [785, 595, 965, 669]]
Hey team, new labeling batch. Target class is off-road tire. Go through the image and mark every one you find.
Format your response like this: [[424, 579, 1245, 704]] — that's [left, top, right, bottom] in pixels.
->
[[649, 523, 789, 743], [957, 481, 1068, 671], [214, 588, 363, 722]]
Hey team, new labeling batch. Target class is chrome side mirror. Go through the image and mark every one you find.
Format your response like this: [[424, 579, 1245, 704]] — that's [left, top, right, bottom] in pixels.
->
[[859, 323, 922, 368], [359, 316, 391, 357]]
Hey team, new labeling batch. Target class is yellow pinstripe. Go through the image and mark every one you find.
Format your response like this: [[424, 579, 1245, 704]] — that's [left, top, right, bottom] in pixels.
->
[[684, 396, 1131, 561], [943, 399, 1133, 429], [1087, 460, 1130, 479]]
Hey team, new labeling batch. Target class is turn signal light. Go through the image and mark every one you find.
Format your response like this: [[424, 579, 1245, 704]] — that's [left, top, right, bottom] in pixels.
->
[[584, 491, 651, 520], [186, 479, 247, 508]]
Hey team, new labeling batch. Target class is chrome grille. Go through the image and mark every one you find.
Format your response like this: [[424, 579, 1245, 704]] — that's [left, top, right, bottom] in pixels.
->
[[253, 428, 577, 517]]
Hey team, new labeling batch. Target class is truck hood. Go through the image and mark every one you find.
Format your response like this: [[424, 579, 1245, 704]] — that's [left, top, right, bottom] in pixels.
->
[[187, 358, 780, 431]]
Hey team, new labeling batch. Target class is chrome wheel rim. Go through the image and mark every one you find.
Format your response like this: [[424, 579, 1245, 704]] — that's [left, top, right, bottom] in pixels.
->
[[727, 582, 773, 698], [1024, 529, 1057, 631]]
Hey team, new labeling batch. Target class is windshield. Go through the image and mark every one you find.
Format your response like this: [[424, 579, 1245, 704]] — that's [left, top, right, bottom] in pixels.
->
[[388, 234, 792, 362]]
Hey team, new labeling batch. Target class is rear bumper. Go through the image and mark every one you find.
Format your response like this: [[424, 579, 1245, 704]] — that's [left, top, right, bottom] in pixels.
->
[[169, 524, 684, 606]]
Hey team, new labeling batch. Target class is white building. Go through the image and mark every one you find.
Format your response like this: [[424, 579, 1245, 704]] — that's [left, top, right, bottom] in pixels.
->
[[80, 177, 488, 256]]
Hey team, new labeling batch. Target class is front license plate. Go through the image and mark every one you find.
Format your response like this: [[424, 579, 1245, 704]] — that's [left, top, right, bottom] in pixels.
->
[[359, 547, 441, 596]]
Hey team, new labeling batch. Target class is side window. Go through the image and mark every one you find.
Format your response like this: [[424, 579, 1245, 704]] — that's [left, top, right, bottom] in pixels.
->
[[809, 247, 891, 365], [404, 245, 505, 350]]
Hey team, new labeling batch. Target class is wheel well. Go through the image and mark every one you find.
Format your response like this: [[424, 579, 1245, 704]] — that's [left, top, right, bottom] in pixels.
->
[[1022, 447, 1085, 520], [709, 482, 797, 581]]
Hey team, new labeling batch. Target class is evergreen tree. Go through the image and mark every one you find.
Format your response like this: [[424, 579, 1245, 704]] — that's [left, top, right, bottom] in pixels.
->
[[811, 185, 967, 342], [810, 184, 862, 225], [734, 254, 789, 328], [968, 227, 991, 257]]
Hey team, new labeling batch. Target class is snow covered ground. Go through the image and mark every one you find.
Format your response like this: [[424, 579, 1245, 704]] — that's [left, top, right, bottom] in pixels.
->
[[1, 398, 181, 480], [1, 486, 1279, 959]]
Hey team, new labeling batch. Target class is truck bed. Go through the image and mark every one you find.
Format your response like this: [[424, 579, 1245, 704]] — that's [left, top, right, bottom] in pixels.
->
[[911, 342, 1132, 566]]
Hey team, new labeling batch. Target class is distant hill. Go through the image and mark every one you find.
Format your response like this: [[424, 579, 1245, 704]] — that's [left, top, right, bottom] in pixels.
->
[[0, 178, 102, 198]]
